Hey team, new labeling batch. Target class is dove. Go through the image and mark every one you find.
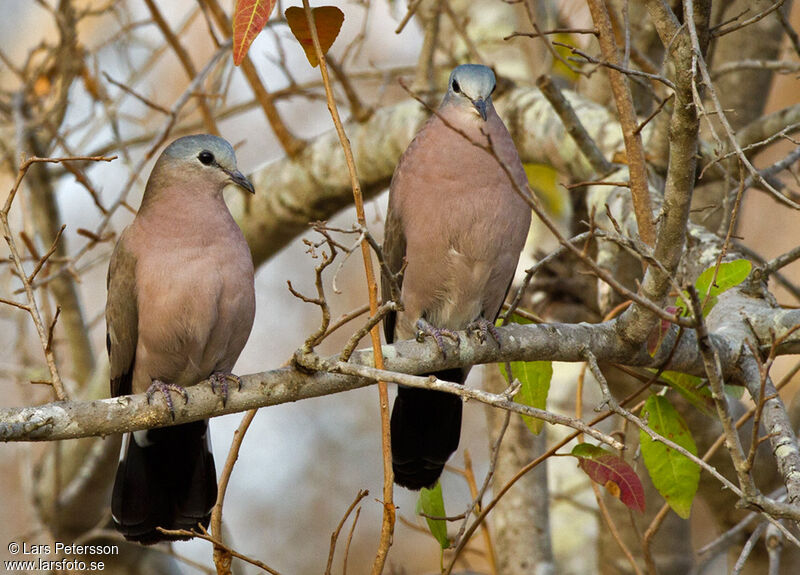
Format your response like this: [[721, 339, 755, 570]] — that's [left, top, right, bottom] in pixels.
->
[[382, 65, 531, 489], [107, 134, 256, 543]]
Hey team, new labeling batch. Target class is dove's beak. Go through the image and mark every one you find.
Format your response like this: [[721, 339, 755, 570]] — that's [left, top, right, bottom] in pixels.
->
[[472, 98, 488, 121], [225, 168, 256, 194]]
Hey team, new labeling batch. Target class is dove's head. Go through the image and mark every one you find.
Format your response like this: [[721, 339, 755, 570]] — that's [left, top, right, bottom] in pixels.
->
[[148, 134, 255, 198], [442, 64, 497, 122]]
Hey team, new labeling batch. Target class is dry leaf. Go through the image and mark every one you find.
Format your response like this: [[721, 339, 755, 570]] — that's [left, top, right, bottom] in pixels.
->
[[285, 6, 344, 67]]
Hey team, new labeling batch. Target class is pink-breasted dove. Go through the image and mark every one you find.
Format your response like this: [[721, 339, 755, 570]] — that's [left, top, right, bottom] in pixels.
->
[[382, 65, 531, 489], [107, 134, 256, 543]]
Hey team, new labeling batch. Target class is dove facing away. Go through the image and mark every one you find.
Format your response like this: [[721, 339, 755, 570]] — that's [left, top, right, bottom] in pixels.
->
[[107, 134, 256, 543], [382, 65, 531, 490]]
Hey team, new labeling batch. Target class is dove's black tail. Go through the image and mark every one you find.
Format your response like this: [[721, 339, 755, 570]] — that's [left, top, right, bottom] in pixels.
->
[[112, 419, 217, 544], [390, 368, 466, 490]]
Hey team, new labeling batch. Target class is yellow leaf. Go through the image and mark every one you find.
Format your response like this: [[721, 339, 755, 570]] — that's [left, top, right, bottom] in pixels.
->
[[523, 163, 566, 217], [232, 0, 278, 66], [551, 33, 580, 83], [285, 6, 345, 68], [612, 150, 628, 164]]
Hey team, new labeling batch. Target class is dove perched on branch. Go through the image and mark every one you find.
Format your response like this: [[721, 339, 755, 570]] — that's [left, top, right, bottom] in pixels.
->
[[106, 134, 256, 543], [382, 64, 531, 490]]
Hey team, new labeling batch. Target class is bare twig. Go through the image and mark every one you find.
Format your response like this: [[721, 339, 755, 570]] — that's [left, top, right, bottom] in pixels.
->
[[338, 302, 397, 362], [157, 526, 284, 575], [326, 489, 369, 575], [2, 154, 114, 400], [143, 0, 219, 134], [711, 0, 785, 37], [586, 0, 655, 246], [342, 505, 361, 575], [331, 361, 624, 450], [299, 4, 395, 572], [461, 450, 498, 575], [731, 522, 767, 574], [688, 286, 756, 494], [210, 408, 258, 575], [591, 481, 644, 575]]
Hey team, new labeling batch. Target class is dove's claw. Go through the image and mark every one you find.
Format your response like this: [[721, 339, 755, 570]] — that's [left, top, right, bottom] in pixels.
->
[[416, 318, 460, 358], [468, 317, 501, 346], [209, 372, 242, 406], [145, 380, 189, 420]]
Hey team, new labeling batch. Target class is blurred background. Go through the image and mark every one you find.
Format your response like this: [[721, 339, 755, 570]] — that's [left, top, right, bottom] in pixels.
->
[[1, 1, 800, 574]]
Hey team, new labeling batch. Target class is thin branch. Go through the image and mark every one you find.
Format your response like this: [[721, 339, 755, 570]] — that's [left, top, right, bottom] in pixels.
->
[[342, 506, 360, 575], [461, 450, 498, 575], [591, 481, 644, 575], [505, 27, 598, 40], [27, 224, 65, 284], [586, 1, 656, 247], [1, 154, 114, 400], [686, 0, 800, 209], [711, 0, 785, 37], [210, 408, 258, 575], [586, 349, 800, 522], [731, 522, 767, 574], [330, 360, 624, 450], [143, 0, 219, 134], [326, 489, 369, 575], [200, 0, 304, 157], [102, 72, 171, 115], [157, 526, 283, 575], [536, 74, 612, 175], [299, 4, 395, 571]]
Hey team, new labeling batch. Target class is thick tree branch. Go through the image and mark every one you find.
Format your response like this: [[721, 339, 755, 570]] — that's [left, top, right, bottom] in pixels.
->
[[3, 303, 800, 443]]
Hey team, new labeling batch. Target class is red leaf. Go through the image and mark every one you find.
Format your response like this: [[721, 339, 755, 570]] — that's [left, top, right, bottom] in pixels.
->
[[232, 0, 277, 66], [285, 6, 345, 67], [572, 443, 645, 513], [647, 305, 679, 356]]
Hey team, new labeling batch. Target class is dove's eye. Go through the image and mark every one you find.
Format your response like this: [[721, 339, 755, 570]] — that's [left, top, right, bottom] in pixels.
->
[[198, 150, 214, 165], [452, 79, 461, 94]]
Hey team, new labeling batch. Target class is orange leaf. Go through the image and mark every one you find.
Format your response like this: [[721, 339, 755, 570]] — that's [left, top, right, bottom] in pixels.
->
[[232, 0, 278, 66], [33, 74, 52, 98], [285, 6, 344, 68]]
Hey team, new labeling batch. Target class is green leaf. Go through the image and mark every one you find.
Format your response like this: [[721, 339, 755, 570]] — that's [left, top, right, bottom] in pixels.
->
[[417, 481, 449, 549], [658, 371, 716, 418], [640, 396, 700, 518], [571, 443, 645, 512], [498, 314, 552, 434], [725, 384, 745, 399], [500, 312, 532, 326], [688, 259, 752, 316], [498, 360, 552, 434]]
